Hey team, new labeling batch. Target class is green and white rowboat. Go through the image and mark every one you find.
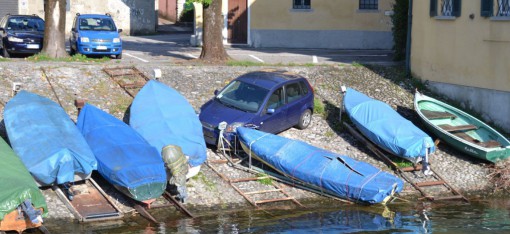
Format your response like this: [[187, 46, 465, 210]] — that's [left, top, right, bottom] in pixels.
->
[[414, 91, 510, 163]]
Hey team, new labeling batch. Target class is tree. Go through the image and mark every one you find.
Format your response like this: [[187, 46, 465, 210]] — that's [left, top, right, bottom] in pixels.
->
[[41, 0, 68, 58], [190, 0, 230, 62], [390, 0, 409, 61]]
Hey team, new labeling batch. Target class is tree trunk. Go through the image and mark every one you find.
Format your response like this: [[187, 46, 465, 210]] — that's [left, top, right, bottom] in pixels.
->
[[199, 0, 230, 62], [41, 0, 68, 58]]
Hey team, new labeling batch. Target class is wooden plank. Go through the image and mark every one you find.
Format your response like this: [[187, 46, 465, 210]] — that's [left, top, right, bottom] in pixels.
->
[[255, 197, 295, 204], [421, 110, 457, 120], [439, 124, 478, 132], [415, 180, 446, 187], [244, 189, 282, 195], [401, 165, 423, 172]]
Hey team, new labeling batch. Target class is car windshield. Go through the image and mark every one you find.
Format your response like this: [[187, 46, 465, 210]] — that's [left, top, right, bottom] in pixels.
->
[[79, 17, 116, 31], [216, 80, 269, 113], [6, 17, 44, 32]]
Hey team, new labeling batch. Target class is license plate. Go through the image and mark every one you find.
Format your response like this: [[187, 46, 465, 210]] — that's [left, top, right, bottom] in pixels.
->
[[96, 46, 107, 50], [27, 44, 39, 49]]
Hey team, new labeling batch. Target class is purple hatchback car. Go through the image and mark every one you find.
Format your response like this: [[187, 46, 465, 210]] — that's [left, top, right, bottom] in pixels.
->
[[199, 70, 314, 147]]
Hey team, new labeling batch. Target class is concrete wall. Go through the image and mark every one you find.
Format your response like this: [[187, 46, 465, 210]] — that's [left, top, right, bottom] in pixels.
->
[[19, 0, 156, 35], [411, 1, 510, 132], [249, 0, 394, 48], [192, 0, 395, 49]]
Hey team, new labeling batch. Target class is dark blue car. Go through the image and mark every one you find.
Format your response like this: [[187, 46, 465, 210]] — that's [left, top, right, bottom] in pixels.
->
[[199, 70, 314, 146], [69, 13, 122, 59], [0, 14, 45, 58]]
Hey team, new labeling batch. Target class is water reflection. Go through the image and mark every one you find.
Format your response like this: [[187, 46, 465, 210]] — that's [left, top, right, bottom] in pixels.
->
[[41, 199, 510, 233]]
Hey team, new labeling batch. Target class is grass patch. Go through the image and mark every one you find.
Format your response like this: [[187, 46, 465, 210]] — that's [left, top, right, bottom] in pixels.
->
[[0, 57, 8, 62], [192, 172, 217, 191], [314, 98, 325, 117], [26, 53, 110, 63], [352, 61, 363, 67], [393, 158, 414, 168], [325, 130, 335, 138], [257, 173, 273, 186], [227, 60, 264, 66]]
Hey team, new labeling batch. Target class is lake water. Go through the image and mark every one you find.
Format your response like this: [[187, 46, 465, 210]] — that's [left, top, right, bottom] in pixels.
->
[[43, 198, 510, 233]]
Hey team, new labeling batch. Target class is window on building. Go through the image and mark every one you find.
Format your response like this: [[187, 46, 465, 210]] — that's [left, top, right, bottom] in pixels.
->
[[430, 0, 461, 17], [481, 0, 510, 17], [498, 0, 510, 16], [359, 0, 378, 10], [293, 0, 311, 9]]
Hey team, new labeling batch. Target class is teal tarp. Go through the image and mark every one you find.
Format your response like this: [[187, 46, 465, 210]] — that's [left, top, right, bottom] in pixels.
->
[[4, 91, 97, 186], [130, 80, 207, 167], [344, 88, 435, 162]]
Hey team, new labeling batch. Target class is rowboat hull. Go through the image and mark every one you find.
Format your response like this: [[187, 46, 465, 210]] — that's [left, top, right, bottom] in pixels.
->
[[414, 92, 510, 162], [77, 104, 167, 202], [343, 88, 435, 164], [4, 91, 97, 186], [237, 127, 403, 204]]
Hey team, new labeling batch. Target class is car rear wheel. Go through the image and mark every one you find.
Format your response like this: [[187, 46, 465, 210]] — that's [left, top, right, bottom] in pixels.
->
[[296, 109, 312, 129], [70, 46, 76, 56]]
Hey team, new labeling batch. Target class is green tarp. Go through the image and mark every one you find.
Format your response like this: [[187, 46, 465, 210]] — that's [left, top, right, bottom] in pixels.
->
[[0, 137, 47, 220]]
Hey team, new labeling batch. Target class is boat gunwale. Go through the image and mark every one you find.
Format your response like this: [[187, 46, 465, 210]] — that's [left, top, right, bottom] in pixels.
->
[[413, 92, 510, 153]]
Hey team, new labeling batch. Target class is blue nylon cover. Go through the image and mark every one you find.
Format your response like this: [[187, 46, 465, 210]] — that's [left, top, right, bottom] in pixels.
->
[[130, 80, 207, 167], [4, 91, 97, 186], [76, 104, 167, 201], [344, 88, 435, 161], [237, 127, 403, 204]]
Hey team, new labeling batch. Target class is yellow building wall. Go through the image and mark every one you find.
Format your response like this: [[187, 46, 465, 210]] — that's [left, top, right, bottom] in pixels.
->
[[249, 0, 394, 31], [411, 1, 510, 92]]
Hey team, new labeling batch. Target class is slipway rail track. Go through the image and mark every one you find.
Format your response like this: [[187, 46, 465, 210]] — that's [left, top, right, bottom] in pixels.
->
[[342, 121, 468, 203], [102, 66, 194, 220]]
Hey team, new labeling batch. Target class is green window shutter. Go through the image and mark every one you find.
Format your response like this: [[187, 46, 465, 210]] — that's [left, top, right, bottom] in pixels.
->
[[480, 0, 493, 17], [430, 0, 438, 17], [452, 0, 462, 17]]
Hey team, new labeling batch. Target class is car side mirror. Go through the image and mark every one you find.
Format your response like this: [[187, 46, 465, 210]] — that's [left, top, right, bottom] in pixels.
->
[[71, 27, 75, 32], [118, 29, 123, 33], [266, 108, 275, 115], [214, 90, 219, 95]]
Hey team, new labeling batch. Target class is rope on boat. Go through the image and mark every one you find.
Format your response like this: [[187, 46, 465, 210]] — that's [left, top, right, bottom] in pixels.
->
[[247, 132, 271, 169]]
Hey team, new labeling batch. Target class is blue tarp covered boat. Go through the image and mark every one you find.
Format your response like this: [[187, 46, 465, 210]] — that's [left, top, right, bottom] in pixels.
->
[[77, 104, 167, 202], [237, 127, 403, 204], [343, 88, 435, 165], [4, 91, 97, 186], [130, 80, 207, 168]]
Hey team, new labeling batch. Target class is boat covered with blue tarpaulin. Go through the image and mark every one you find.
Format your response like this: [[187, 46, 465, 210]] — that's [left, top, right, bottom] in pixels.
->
[[237, 127, 403, 204], [77, 104, 167, 202], [4, 91, 97, 186], [130, 80, 207, 167], [343, 88, 435, 164]]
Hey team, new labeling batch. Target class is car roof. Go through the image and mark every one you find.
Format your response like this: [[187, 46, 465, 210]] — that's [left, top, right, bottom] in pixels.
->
[[5, 15, 42, 19], [77, 14, 112, 18], [236, 70, 306, 90]]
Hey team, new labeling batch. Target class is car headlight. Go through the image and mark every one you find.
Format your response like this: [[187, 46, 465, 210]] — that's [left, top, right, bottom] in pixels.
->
[[113, 38, 121, 43], [225, 122, 245, 133], [80, 37, 89, 43], [8, 36, 23, 42]]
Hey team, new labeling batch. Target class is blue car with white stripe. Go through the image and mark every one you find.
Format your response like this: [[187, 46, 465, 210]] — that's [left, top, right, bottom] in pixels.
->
[[69, 13, 122, 59]]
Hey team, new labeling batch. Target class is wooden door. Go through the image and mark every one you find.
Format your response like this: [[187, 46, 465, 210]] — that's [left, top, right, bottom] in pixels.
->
[[227, 0, 247, 44]]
